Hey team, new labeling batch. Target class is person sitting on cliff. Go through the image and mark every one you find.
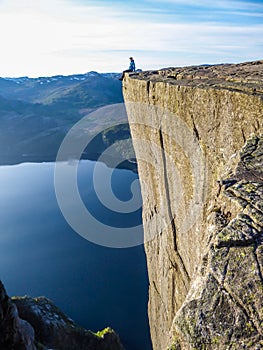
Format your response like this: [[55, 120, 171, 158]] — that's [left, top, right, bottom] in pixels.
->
[[119, 57, 136, 80]]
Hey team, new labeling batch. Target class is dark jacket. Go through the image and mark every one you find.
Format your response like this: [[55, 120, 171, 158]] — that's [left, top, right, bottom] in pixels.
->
[[129, 60, 136, 71]]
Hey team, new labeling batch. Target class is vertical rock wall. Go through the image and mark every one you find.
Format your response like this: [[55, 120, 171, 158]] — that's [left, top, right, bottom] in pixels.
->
[[123, 61, 263, 349]]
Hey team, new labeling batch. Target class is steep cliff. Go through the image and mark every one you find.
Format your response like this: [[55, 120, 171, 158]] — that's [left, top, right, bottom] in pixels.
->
[[123, 61, 263, 349]]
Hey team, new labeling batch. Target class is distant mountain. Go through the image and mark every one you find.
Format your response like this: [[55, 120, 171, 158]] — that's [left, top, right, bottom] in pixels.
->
[[0, 72, 122, 104], [0, 72, 136, 169]]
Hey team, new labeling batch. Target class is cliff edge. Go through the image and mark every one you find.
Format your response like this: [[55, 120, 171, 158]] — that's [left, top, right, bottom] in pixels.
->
[[123, 61, 263, 350]]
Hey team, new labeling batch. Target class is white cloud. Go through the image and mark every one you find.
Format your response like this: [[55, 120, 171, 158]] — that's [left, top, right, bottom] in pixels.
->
[[147, 0, 263, 11], [0, 0, 262, 76]]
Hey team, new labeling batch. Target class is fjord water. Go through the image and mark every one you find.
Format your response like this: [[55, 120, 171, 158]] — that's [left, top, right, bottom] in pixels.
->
[[0, 160, 152, 350]]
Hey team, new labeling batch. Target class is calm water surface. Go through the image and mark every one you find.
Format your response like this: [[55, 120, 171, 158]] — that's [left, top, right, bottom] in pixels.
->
[[0, 160, 152, 350]]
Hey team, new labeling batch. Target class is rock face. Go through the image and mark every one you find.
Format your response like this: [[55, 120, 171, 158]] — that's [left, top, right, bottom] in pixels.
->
[[123, 61, 263, 349], [0, 281, 124, 350], [13, 296, 124, 350], [0, 281, 36, 350]]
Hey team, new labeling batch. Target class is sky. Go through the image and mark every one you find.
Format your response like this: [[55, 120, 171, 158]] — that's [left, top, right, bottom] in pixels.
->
[[0, 0, 262, 77]]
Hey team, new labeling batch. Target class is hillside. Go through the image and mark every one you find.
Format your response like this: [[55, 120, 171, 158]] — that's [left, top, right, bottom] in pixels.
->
[[0, 72, 121, 104], [0, 72, 135, 167]]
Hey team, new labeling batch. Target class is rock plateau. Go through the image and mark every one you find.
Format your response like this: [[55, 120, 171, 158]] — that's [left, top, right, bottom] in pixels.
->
[[123, 60, 263, 350]]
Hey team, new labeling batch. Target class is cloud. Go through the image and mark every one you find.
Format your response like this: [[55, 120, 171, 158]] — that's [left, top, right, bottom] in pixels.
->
[[146, 0, 263, 11], [0, 0, 262, 76]]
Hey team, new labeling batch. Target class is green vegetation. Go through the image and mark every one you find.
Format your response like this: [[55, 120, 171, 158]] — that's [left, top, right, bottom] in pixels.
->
[[95, 327, 114, 338]]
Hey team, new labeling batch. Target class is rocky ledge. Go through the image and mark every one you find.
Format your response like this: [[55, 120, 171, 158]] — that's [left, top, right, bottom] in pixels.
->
[[127, 60, 263, 95], [0, 281, 124, 350], [123, 60, 263, 350]]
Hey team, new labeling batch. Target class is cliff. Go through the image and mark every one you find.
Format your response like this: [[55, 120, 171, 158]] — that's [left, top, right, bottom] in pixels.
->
[[0, 281, 124, 350], [123, 61, 263, 350]]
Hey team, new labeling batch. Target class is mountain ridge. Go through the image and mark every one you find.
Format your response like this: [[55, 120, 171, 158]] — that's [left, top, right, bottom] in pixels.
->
[[0, 71, 122, 104], [0, 71, 137, 169]]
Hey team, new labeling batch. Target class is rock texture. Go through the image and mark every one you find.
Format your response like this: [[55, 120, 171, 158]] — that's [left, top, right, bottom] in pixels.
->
[[13, 296, 124, 350], [123, 60, 263, 349], [0, 281, 124, 350], [0, 281, 36, 350]]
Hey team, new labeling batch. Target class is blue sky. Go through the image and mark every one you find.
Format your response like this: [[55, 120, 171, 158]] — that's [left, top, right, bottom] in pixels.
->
[[0, 0, 262, 77]]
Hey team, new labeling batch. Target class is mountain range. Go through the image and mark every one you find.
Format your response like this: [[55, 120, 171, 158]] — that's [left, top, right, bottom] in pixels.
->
[[0, 72, 135, 168]]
